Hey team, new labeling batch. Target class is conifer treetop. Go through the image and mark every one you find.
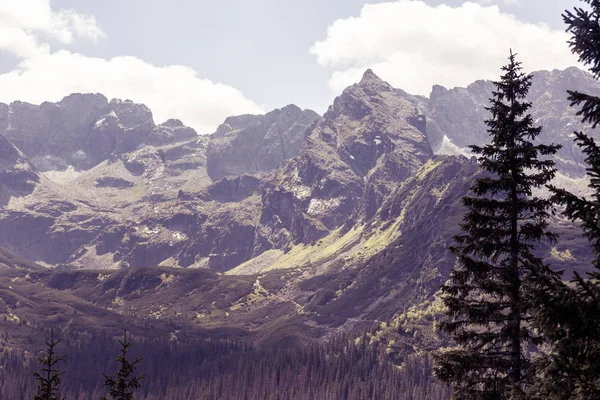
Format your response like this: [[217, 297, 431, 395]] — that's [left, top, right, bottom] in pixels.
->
[[101, 329, 145, 400], [434, 51, 559, 400], [33, 329, 67, 400]]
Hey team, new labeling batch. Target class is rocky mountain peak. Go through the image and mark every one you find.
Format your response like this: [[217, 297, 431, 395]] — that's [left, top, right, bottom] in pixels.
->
[[214, 113, 263, 137], [424, 66, 600, 175], [153, 119, 198, 146], [108, 98, 155, 130], [279, 104, 303, 115], [430, 84, 448, 98], [214, 105, 315, 138], [58, 93, 108, 109], [325, 69, 406, 123], [260, 72, 433, 246], [529, 67, 599, 100], [357, 68, 394, 96], [359, 68, 387, 86], [207, 105, 319, 181], [160, 118, 185, 128], [0, 94, 202, 172]]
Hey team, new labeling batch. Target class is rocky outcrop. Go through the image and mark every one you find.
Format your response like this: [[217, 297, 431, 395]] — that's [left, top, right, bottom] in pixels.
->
[[420, 67, 600, 176], [0, 95, 197, 172], [177, 200, 269, 272], [0, 135, 39, 206], [121, 147, 165, 177], [206, 105, 320, 180], [527, 67, 600, 175], [300, 156, 480, 320], [260, 69, 433, 244], [427, 81, 492, 151], [206, 175, 260, 203], [0, 204, 113, 266], [152, 119, 197, 146], [2, 94, 108, 170]]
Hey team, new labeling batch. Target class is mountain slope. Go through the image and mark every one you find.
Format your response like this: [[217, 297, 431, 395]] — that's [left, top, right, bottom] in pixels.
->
[[207, 105, 319, 180], [422, 67, 600, 175], [0, 68, 593, 347]]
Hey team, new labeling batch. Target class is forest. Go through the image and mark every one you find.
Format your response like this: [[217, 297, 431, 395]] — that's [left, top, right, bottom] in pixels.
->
[[1, 327, 449, 400]]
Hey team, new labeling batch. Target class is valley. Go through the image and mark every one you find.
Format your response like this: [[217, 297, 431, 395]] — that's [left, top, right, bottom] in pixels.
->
[[0, 67, 595, 399]]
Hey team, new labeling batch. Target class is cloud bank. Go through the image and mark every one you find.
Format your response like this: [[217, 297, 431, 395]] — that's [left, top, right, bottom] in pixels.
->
[[310, 0, 579, 96], [0, 0, 262, 133]]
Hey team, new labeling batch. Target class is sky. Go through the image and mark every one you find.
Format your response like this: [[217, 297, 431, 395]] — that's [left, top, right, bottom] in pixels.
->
[[0, 0, 583, 133]]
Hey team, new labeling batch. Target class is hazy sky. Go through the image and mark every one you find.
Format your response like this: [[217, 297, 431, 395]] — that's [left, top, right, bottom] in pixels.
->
[[0, 0, 583, 133]]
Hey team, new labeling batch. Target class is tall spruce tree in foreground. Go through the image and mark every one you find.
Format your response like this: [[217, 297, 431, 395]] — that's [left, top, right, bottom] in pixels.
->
[[434, 51, 560, 399], [101, 330, 145, 400], [33, 330, 67, 400], [530, 1, 600, 398]]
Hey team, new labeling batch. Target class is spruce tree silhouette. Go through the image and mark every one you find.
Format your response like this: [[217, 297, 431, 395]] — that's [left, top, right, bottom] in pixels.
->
[[434, 51, 560, 400], [101, 330, 145, 400], [530, 1, 600, 398], [33, 329, 67, 400]]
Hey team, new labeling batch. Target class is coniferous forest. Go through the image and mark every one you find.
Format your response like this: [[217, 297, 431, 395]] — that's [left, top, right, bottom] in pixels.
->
[[0, 328, 449, 400]]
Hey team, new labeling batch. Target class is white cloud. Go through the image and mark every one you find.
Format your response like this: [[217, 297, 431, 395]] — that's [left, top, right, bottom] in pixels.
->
[[0, 26, 48, 58], [0, 0, 105, 45], [0, 0, 263, 134], [0, 52, 263, 133], [478, 0, 520, 5], [310, 1, 578, 96], [51, 9, 106, 43]]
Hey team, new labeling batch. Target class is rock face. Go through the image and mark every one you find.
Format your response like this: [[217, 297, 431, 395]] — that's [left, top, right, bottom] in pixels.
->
[[0, 153, 112, 265], [0, 96, 321, 271], [528, 67, 600, 174], [418, 67, 600, 176], [206, 105, 320, 180], [0, 94, 197, 171], [206, 175, 260, 203], [0, 94, 108, 171], [1, 68, 591, 275], [260, 69, 433, 245], [0, 135, 39, 205], [0, 70, 440, 272], [427, 81, 492, 150], [298, 156, 480, 321], [153, 119, 197, 146], [0, 67, 595, 356]]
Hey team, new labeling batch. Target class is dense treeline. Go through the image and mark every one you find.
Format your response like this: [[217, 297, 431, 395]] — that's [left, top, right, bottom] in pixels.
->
[[0, 329, 449, 400]]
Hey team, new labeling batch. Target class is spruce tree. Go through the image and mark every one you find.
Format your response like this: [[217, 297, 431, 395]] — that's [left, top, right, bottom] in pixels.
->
[[434, 51, 560, 399], [33, 329, 67, 400], [101, 330, 145, 400], [530, 1, 600, 398]]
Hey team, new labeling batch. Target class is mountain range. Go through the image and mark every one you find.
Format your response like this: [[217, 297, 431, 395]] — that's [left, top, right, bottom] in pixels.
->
[[0, 66, 595, 369]]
